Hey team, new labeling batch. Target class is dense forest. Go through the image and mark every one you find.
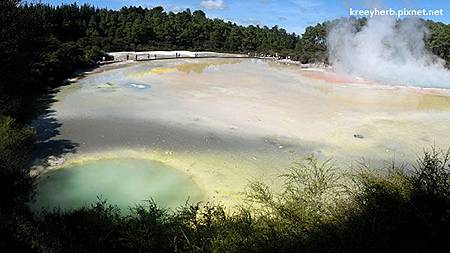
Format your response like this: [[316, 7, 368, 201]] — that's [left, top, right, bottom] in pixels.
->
[[1, 0, 450, 252]]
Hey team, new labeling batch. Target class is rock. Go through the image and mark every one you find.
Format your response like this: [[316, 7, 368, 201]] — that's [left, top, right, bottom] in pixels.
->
[[47, 156, 65, 166], [354, 134, 365, 139]]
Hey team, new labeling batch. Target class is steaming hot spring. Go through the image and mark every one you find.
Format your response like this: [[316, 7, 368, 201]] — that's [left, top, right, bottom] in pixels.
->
[[31, 57, 450, 211]]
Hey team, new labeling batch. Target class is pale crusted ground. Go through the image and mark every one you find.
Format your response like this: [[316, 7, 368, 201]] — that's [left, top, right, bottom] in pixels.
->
[[32, 58, 450, 207]]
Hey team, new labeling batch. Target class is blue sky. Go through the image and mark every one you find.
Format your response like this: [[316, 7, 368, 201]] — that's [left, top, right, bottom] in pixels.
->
[[32, 0, 450, 34]]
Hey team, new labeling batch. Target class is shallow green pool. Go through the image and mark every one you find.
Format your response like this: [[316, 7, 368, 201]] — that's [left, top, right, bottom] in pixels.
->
[[32, 158, 203, 212]]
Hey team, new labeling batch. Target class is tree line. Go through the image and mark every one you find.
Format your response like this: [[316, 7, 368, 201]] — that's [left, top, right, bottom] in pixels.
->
[[2, 2, 450, 120]]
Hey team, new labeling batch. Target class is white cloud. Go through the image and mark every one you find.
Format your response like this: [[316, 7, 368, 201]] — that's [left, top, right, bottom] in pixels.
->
[[164, 4, 190, 13], [200, 0, 225, 10]]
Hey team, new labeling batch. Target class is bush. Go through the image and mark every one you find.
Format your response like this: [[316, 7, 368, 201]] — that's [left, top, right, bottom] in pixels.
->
[[1, 145, 449, 252], [0, 117, 35, 209], [336, 148, 450, 253]]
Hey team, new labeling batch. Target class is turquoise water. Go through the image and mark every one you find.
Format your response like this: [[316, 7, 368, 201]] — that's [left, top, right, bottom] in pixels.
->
[[32, 159, 203, 212]]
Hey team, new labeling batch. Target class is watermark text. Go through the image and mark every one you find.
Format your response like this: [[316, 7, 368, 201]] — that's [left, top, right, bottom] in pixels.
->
[[349, 7, 444, 18]]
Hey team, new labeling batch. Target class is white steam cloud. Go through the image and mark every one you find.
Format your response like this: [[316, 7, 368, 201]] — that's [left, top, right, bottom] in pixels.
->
[[327, 17, 450, 88]]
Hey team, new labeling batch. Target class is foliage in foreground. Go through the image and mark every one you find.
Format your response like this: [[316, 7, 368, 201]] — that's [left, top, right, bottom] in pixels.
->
[[1, 148, 449, 253]]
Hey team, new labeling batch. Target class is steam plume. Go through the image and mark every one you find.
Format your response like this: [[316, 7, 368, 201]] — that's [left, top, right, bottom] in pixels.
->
[[327, 17, 450, 88]]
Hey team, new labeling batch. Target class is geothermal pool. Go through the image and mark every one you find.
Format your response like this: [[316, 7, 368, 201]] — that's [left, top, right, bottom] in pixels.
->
[[32, 58, 450, 209], [33, 158, 202, 211]]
